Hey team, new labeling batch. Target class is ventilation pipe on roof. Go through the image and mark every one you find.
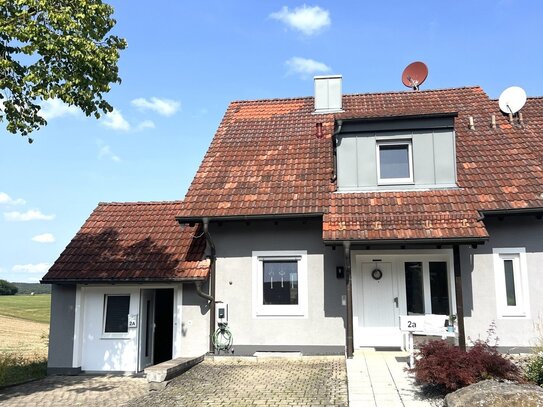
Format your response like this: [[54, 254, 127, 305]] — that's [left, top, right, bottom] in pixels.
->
[[314, 75, 343, 113]]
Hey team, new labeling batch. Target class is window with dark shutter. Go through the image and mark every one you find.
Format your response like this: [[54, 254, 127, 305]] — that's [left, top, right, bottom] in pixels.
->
[[104, 295, 130, 333]]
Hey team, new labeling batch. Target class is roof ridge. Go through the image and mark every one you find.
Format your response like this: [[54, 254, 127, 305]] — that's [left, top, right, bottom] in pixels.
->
[[229, 86, 485, 105], [98, 200, 183, 206]]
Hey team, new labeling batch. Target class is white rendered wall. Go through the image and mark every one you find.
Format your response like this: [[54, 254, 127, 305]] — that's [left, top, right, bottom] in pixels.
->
[[77, 284, 187, 372], [79, 286, 140, 372]]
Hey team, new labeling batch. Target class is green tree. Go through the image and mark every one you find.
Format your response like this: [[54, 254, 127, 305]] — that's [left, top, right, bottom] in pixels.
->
[[0, 0, 127, 140], [0, 279, 18, 295]]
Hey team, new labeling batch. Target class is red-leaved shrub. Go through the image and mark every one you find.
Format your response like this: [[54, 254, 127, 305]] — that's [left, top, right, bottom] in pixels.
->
[[410, 340, 520, 393]]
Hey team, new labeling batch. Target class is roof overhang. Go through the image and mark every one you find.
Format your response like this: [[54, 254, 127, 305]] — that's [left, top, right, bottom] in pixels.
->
[[337, 112, 458, 133], [323, 236, 488, 247], [40, 276, 208, 285], [479, 207, 543, 219], [176, 212, 324, 224]]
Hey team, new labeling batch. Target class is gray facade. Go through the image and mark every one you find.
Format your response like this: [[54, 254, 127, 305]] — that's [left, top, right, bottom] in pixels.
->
[[48, 284, 80, 374], [180, 284, 211, 357], [461, 216, 543, 349], [336, 117, 456, 191], [210, 218, 346, 355]]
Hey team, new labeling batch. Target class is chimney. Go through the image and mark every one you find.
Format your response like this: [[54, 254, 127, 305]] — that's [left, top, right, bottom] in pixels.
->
[[314, 75, 343, 113]]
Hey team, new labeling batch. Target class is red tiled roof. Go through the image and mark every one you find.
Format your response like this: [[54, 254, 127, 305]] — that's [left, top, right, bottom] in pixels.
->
[[178, 86, 543, 242], [42, 201, 209, 283]]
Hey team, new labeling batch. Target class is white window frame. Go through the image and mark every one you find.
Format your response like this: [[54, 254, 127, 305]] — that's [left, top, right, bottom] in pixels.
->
[[252, 250, 308, 318], [376, 139, 414, 185], [493, 248, 530, 318], [102, 294, 131, 338]]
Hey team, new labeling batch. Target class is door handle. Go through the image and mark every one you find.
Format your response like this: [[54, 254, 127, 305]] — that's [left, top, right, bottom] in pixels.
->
[[393, 297, 399, 307]]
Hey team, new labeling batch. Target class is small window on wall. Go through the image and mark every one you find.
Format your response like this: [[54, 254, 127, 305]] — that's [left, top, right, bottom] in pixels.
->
[[263, 261, 298, 305], [377, 140, 413, 184], [103, 295, 130, 334], [253, 251, 307, 318], [493, 248, 529, 318]]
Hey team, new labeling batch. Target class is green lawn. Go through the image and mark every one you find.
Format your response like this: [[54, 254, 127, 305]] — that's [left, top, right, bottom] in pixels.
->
[[0, 294, 51, 324]]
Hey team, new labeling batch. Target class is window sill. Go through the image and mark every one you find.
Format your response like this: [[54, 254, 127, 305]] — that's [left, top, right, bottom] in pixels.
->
[[101, 333, 131, 339], [254, 305, 307, 318]]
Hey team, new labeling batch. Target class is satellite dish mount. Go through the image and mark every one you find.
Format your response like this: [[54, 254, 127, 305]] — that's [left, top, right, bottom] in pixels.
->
[[402, 61, 429, 91]]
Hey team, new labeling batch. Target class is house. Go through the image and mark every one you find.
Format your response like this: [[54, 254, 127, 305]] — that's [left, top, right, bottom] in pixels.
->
[[42, 76, 543, 374]]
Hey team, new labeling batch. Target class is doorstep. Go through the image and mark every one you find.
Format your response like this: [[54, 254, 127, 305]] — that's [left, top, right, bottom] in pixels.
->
[[144, 355, 204, 386]]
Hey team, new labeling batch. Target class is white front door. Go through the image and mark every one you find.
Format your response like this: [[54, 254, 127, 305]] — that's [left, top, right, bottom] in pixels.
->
[[138, 289, 155, 371], [355, 261, 401, 347]]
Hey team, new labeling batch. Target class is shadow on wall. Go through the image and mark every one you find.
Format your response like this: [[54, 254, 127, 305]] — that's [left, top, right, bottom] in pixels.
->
[[48, 227, 206, 280], [101, 340, 137, 371]]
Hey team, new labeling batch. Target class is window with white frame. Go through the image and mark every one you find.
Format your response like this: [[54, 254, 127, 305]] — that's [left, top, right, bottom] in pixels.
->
[[252, 251, 307, 317], [493, 248, 529, 318], [376, 139, 413, 184], [103, 294, 130, 336]]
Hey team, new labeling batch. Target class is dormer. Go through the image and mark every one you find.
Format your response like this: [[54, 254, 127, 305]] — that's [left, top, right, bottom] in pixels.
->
[[334, 114, 457, 192]]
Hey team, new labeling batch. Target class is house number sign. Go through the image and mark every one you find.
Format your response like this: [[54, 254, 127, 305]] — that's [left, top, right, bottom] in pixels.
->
[[128, 314, 138, 328]]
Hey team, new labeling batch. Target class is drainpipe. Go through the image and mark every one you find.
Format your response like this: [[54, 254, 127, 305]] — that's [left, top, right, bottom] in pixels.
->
[[344, 241, 354, 358], [331, 120, 343, 184], [193, 217, 216, 354]]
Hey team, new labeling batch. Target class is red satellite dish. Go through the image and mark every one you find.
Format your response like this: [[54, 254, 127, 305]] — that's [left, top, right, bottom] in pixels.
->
[[402, 61, 429, 90]]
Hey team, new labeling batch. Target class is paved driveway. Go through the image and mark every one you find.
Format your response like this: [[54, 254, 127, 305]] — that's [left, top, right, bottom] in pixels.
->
[[126, 356, 348, 407], [0, 374, 148, 407]]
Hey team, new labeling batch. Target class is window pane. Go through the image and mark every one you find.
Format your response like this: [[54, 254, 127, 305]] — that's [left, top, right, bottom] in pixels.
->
[[105, 295, 130, 333], [405, 262, 424, 314], [379, 144, 410, 179], [504, 259, 517, 306], [263, 261, 298, 305], [429, 262, 450, 315]]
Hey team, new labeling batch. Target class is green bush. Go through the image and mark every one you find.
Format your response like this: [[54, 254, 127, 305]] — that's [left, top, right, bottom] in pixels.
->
[[0, 352, 47, 386], [0, 279, 18, 295], [526, 352, 543, 387]]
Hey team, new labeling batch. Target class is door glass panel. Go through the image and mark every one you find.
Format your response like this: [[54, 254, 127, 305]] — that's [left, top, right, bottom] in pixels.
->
[[503, 259, 517, 306], [429, 262, 450, 315], [405, 262, 424, 314]]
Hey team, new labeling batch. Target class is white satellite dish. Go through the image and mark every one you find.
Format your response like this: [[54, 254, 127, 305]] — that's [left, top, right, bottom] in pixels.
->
[[498, 86, 527, 114]]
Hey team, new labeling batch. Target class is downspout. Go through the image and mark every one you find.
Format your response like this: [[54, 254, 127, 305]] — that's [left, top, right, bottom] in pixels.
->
[[344, 241, 354, 358], [193, 217, 216, 353], [331, 120, 343, 184]]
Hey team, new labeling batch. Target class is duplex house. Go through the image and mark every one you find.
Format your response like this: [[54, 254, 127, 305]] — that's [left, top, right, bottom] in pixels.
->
[[42, 76, 543, 374]]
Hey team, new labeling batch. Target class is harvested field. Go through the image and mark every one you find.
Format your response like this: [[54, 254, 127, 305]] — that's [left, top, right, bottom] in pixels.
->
[[0, 315, 48, 358]]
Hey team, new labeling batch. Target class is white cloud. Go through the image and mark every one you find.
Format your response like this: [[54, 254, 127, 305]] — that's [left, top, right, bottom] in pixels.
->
[[40, 98, 80, 120], [131, 97, 181, 117], [136, 120, 155, 131], [0, 192, 26, 206], [4, 209, 55, 221], [102, 109, 131, 131], [270, 5, 331, 36], [97, 141, 121, 162], [12, 263, 51, 274], [286, 57, 331, 78], [31, 233, 56, 243]]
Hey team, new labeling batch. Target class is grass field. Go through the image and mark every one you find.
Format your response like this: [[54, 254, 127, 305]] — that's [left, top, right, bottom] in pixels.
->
[[0, 294, 50, 324]]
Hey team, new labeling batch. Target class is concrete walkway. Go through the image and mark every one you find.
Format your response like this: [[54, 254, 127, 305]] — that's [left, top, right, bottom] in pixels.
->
[[347, 349, 440, 407]]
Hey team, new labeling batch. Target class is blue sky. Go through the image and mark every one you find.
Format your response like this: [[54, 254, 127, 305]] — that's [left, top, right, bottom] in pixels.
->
[[1, 1, 542, 283]]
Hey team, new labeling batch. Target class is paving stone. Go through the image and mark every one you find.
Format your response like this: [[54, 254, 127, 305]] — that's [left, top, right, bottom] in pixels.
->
[[125, 356, 348, 407], [0, 374, 148, 407]]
